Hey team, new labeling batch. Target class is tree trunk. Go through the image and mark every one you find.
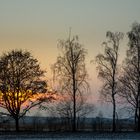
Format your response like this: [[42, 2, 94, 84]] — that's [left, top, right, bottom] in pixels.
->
[[15, 117, 19, 132], [71, 44, 76, 132], [73, 94, 76, 132], [138, 107, 140, 132], [137, 77, 140, 131], [138, 93, 140, 132], [137, 41, 140, 132], [72, 65, 76, 132], [135, 106, 138, 130], [112, 95, 116, 132], [73, 76, 76, 132]]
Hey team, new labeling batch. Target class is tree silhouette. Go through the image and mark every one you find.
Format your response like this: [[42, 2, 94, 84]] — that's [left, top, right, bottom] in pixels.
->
[[120, 22, 140, 131], [96, 31, 123, 132], [47, 92, 94, 130], [52, 35, 89, 131], [0, 50, 52, 131], [119, 54, 139, 130]]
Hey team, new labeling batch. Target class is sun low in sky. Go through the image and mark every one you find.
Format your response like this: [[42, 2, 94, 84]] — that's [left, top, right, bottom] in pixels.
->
[[0, 0, 140, 117]]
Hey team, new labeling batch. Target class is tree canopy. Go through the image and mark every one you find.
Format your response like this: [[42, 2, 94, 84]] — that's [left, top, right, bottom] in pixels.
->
[[0, 50, 53, 131]]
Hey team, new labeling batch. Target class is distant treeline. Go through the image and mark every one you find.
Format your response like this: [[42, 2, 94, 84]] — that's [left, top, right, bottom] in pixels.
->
[[0, 116, 135, 132]]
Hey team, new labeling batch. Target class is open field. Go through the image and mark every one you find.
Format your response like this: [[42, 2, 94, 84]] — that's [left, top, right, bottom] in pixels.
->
[[0, 132, 140, 140]]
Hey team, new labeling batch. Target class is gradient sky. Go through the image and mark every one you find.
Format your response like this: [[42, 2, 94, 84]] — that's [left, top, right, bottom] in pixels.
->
[[0, 0, 140, 117]]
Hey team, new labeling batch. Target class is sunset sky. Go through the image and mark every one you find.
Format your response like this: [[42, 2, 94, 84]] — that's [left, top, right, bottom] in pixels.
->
[[0, 0, 140, 117]]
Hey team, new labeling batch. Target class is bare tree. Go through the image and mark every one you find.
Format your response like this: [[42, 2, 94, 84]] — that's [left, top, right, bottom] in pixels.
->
[[119, 22, 140, 131], [0, 50, 53, 131], [95, 31, 123, 132], [47, 93, 94, 130], [52, 35, 89, 131], [119, 58, 138, 129]]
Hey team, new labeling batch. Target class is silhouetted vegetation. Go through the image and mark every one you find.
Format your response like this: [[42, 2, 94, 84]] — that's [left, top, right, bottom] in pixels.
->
[[119, 22, 140, 131], [1, 22, 140, 133], [95, 31, 124, 132], [0, 50, 53, 131], [51, 35, 93, 131]]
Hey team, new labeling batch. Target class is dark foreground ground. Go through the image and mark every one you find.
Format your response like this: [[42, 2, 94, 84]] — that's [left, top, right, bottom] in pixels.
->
[[0, 132, 140, 140]]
